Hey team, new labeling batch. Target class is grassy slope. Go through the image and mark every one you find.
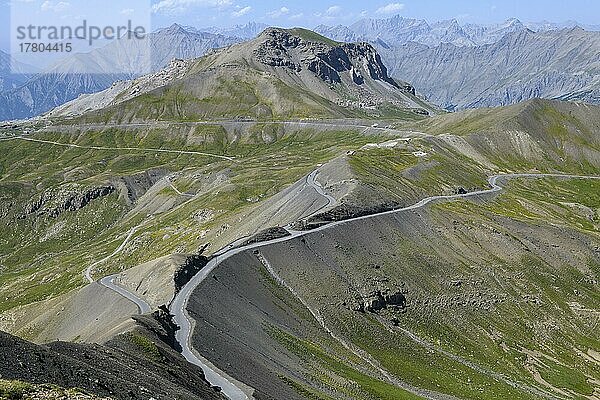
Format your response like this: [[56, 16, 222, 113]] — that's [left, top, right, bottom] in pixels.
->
[[245, 100, 600, 399], [428, 178, 600, 398], [343, 99, 600, 210], [79, 71, 362, 123], [0, 125, 377, 314], [261, 177, 599, 400], [0, 379, 106, 400]]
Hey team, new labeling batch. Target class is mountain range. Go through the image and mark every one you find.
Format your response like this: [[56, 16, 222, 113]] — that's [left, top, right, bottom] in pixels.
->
[[316, 16, 600, 109], [316, 16, 600, 48], [196, 21, 269, 39], [378, 27, 600, 110], [1, 15, 600, 400], [316, 16, 528, 47], [0, 50, 36, 92], [2, 17, 600, 121]]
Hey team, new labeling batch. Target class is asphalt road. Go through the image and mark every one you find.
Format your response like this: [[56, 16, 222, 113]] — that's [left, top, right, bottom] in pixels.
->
[[99, 274, 152, 314], [83, 225, 151, 314], [84, 227, 140, 283], [306, 169, 336, 208], [169, 172, 600, 400]]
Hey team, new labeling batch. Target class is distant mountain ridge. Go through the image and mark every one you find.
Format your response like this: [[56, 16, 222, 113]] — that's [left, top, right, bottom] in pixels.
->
[[315, 15, 599, 48], [3, 16, 600, 121], [378, 27, 600, 110], [0, 50, 37, 92], [315, 16, 600, 109], [0, 25, 241, 121], [195, 22, 269, 39]]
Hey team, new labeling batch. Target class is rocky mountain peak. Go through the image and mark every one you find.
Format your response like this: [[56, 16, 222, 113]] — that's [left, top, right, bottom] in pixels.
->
[[162, 23, 188, 35], [503, 17, 523, 27], [254, 28, 398, 87], [45, 27, 429, 120]]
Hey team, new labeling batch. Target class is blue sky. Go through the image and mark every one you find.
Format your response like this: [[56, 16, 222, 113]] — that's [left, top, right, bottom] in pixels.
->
[[149, 0, 600, 29], [2, 0, 599, 52]]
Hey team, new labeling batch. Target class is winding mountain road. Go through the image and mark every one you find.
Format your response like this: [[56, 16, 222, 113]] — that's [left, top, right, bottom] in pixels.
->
[[100, 274, 152, 314], [169, 172, 600, 400], [84, 227, 140, 283], [306, 169, 336, 208]]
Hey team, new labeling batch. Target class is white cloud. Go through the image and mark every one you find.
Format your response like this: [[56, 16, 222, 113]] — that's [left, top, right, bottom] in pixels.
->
[[120, 8, 135, 15], [375, 2, 404, 15], [40, 1, 70, 12], [289, 12, 304, 20], [325, 5, 341, 16], [231, 5, 251, 17], [151, 0, 232, 15], [267, 6, 289, 18], [314, 5, 346, 20]]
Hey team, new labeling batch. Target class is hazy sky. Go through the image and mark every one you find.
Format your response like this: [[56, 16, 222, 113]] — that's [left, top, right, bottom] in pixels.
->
[[149, 0, 600, 29], [2, 0, 599, 52]]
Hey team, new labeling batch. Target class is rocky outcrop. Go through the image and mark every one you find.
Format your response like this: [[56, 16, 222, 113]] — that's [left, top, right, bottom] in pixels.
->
[[350, 288, 407, 313], [114, 169, 167, 204], [254, 28, 399, 88], [133, 306, 182, 352], [243, 227, 291, 246], [363, 289, 407, 312], [343, 42, 398, 88], [173, 248, 210, 294], [19, 185, 115, 219], [292, 201, 401, 230], [306, 57, 342, 84]]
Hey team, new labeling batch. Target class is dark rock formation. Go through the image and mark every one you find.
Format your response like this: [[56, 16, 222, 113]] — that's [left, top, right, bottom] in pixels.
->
[[243, 226, 291, 246], [343, 42, 398, 88], [133, 306, 181, 352], [20, 185, 116, 219], [61, 186, 116, 215], [0, 323, 225, 400], [254, 28, 399, 88], [115, 169, 167, 204], [174, 248, 210, 294], [292, 201, 401, 230], [306, 57, 342, 84], [362, 289, 407, 312]]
